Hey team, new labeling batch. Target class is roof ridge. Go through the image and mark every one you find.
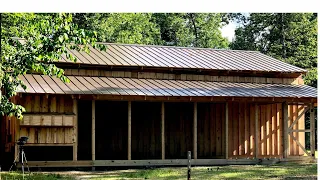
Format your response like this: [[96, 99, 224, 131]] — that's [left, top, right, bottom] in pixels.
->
[[97, 42, 260, 53]]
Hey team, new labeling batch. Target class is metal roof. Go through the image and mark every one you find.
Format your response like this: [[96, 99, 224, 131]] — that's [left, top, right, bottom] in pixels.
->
[[18, 74, 317, 99], [57, 43, 306, 73]]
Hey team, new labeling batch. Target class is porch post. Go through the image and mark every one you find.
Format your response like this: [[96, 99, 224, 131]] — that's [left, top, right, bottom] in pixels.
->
[[254, 103, 259, 158], [128, 101, 132, 160], [283, 102, 289, 158], [193, 102, 197, 159], [92, 100, 96, 162], [161, 102, 165, 160], [225, 102, 229, 159], [73, 99, 78, 161], [310, 103, 315, 158]]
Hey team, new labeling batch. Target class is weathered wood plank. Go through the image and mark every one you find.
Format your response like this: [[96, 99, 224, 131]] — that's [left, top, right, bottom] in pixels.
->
[[128, 101, 132, 160], [272, 104, 277, 156], [161, 102, 165, 160], [73, 99, 78, 161], [193, 102, 198, 159], [225, 103, 229, 159], [283, 102, 289, 158], [310, 103, 315, 158], [92, 100, 96, 161], [254, 104, 259, 158], [245, 103, 250, 155]]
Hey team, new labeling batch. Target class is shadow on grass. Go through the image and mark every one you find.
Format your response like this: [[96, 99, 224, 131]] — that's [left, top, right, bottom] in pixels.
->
[[93, 163, 317, 180]]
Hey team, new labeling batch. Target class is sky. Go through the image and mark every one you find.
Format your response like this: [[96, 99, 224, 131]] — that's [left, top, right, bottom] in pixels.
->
[[221, 22, 237, 42]]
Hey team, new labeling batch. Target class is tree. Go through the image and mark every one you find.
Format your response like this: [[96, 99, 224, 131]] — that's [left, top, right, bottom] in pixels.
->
[[153, 13, 229, 48], [74, 13, 163, 45], [0, 13, 104, 119], [73, 13, 229, 48], [230, 13, 317, 87]]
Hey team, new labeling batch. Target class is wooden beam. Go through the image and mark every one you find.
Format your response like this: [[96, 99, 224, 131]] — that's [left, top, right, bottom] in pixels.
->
[[283, 102, 289, 158], [24, 157, 315, 168], [310, 103, 315, 158], [161, 102, 165, 160], [128, 101, 132, 160], [92, 100, 96, 161], [225, 102, 229, 159], [289, 132, 311, 156], [193, 102, 197, 159], [254, 103, 259, 158], [73, 99, 78, 161], [290, 129, 311, 133], [288, 106, 309, 130]]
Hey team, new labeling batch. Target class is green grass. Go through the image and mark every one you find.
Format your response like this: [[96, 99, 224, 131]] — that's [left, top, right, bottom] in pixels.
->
[[91, 163, 317, 180], [0, 172, 74, 180], [0, 163, 317, 180]]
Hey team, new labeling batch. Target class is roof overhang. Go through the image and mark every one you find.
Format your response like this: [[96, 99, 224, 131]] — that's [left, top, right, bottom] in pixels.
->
[[17, 74, 317, 103]]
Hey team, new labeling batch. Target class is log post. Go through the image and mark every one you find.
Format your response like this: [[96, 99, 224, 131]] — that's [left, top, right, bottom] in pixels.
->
[[161, 102, 165, 160], [128, 101, 132, 160], [193, 102, 197, 159], [225, 102, 229, 159], [310, 103, 315, 158], [92, 100, 96, 162], [254, 103, 259, 158], [73, 99, 78, 161], [283, 102, 289, 158]]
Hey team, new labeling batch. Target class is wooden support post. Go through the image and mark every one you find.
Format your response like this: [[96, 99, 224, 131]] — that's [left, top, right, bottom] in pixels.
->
[[128, 101, 132, 160], [187, 151, 191, 180], [161, 102, 165, 160], [225, 102, 229, 159], [283, 102, 289, 158], [310, 103, 315, 158], [193, 102, 197, 159], [92, 100, 96, 162], [254, 103, 259, 158], [73, 99, 78, 161]]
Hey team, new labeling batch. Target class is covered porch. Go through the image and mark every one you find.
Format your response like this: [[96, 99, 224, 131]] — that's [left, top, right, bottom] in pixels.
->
[[15, 74, 317, 167]]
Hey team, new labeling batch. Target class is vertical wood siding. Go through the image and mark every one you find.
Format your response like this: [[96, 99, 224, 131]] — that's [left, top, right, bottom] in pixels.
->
[[229, 102, 305, 158], [19, 95, 74, 144]]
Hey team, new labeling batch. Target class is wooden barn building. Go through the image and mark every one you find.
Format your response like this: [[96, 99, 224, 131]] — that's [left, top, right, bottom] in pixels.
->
[[0, 42, 317, 168]]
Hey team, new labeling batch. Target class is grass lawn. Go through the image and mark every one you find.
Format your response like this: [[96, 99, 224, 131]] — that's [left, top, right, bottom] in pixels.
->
[[0, 163, 317, 180]]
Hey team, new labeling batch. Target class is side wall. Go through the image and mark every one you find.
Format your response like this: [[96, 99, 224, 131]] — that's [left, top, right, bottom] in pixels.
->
[[63, 69, 304, 85], [228, 102, 305, 158]]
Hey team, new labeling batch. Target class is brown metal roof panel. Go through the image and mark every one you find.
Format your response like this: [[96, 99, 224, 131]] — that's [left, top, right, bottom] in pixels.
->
[[99, 49, 128, 66], [24, 74, 45, 93], [136, 79, 172, 96], [117, 45, 160, 67], [66, 48, 88, 64], [199, 50, 242, 71], [181, 49, 224, 70], [130, 46, 172, 67], [99, 77, 130, 95], [108, 45, 146, 66], [91, 77, 120, 95], [75, 76, 101, 94], [64, 76, 87, 94], [171, 48, 213, 69], [153, 79, 188, 96], [51, 76, 73, 94], [217, 51, 262, 71], [157, 47, 200, 68], [141, 46, 180, 67], [168, 80, 202, 96], [112, 45, 149, 66], [115, 78, 146, 96], [106, 45, 139, 66], [128, 78, 163, 96], [88, 46, 117, 65], [32, 75, 55, 94], [41, 75, 65, 94], [19, 75, 35, 93], [107, 77, 139, 96]]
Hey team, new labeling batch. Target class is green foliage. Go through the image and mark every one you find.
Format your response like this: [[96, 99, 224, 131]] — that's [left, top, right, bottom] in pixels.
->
[[230, 13, 318, 87], [74, 13, 229, 48], [153, 13, 229, 48], [0, 13, 104, 119]]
